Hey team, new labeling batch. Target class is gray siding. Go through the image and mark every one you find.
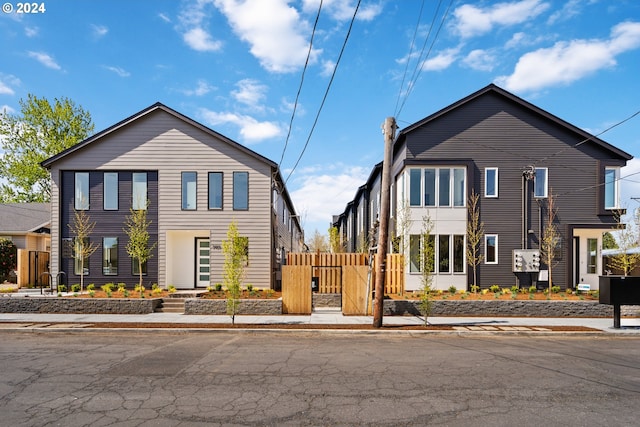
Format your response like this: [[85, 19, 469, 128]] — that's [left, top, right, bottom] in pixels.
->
[[47, 109, 279, 289]]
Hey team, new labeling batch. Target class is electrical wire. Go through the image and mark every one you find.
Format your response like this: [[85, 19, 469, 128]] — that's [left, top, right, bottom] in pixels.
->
[[395, 0, 456, 119], [393, 0, 425, 116], [278, 0, 323, 168], [284, 0, 361, 185]]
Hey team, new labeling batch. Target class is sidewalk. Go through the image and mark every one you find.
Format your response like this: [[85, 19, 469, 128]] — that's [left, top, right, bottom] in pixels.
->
[[1, 311, 639, 334]]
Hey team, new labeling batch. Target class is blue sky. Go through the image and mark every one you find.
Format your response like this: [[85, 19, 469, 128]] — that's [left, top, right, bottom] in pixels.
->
[[1, 0, 639, 236]]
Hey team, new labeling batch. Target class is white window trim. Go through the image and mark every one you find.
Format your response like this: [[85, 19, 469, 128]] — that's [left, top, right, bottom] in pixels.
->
[[604, 167, 620, 210], [485, 167, 498, 198], [484, 234, 498, 264], [534, 167, 548, 199]]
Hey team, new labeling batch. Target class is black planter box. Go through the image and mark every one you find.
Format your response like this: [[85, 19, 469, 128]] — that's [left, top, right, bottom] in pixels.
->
[[599, 275, 640, 328]]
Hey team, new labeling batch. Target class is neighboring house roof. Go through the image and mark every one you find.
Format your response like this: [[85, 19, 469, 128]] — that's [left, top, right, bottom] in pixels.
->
[[0, 203, 51, 234], [602, 247, 640, 256], [395, 83, 633, 161]]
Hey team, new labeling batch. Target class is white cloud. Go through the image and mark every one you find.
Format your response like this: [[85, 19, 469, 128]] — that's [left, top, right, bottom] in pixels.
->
[[547, 0, 588, 25], [302, 0, 382, 22], [158, 13, 171, 23], [27, 51, 61, 70], [103, 66, 130, 77], [214, 0, 320, 73], [181, 79, 215, 96], [0, 74, 20, 95], [231, 79, 267, 107], [463, 49, 497, 71], [25, 26, 38, 37], [183, 27, 223, 52], [320, 59, 335, 77], [452, 0, 550, 38], [288, 164, 370, 233], [198, 108, 282, 142], [91, 24, 108, 38], [421, 47, 459, 71], [496, 21, 640, 92]]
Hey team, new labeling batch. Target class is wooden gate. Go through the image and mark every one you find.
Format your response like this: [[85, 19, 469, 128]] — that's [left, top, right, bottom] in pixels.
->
[[342, 265, 371, 315], [17, 250, 50, 287], [282, 265, 312, 314]]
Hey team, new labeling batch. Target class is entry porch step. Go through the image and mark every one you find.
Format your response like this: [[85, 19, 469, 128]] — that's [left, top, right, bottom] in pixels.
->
[[156, 298, 186, 313]]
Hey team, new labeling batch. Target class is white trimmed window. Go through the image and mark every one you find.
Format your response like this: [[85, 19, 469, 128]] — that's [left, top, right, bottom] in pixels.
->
[[604, 167, 620, 209], [534, 168, 548, 198], [485, 168, 498, 198], [485, 234, 498, 264]]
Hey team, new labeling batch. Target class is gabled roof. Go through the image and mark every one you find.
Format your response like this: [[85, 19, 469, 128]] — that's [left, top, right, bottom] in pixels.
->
[[41, 102, 277, 169], [395, 83, 633, 161], [0, 203, 50, 234]]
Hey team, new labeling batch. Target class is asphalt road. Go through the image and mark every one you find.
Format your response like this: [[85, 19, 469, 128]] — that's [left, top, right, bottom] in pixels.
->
[[1, 331, 639, 426]]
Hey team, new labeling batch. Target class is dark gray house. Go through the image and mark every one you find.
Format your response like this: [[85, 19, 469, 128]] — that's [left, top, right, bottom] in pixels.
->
[[334, 84, 633, 291], [42, 103, 303, 290]]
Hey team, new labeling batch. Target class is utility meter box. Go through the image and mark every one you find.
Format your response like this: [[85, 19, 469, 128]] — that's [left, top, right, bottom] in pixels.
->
[[512, 249, 541, 273]]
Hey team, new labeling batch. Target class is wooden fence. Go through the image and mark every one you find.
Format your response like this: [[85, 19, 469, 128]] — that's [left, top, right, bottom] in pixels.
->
[[285, 252, 404, 295], [16, 249, 50, 287]]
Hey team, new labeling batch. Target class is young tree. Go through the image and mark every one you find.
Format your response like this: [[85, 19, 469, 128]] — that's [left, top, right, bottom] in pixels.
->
[[307, 230, 329, 252], [0, 238, 18, 283], [0, 95, 94, 202], [418, 215, 435, 326], [466, 190, 484, 292], [328, 226, 343, 253], [222, 220, 248, 325], [540, 190, 560, 293], [68, 209, 99, 292], [607, 208, 640, 276], [124, 204, 157, 291]]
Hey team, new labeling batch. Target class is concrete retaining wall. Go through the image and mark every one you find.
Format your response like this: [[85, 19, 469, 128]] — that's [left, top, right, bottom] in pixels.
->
[[0, 297, 161, 314], [381, 300, 640, 317], [185, 299, 282, 315]]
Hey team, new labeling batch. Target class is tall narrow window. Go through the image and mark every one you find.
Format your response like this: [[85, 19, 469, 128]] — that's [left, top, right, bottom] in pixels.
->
[[604, 167, 619, 209], [74, 237, 90, 275], [453, 168, 465, 206], [182, 172, 197, 210], [534, 168, 548, 198], [424, 168, 436, 206], [485, 168, 498, 198], [208, 172, 223, 209], [409, 234, 421, 273], [103, 237, 118, 275], [439, 234, 450, 273], [74, 172, 89, 210], [103, 172, 118, 210], [132, 173, 147, 210], [453, 234, 465, 273], [587, 238, 597, 274], [233, 172, 249, 210], [485, 235, 498, 264], [438, 169, 451, 207], [133, 258, 147, 276], [409, 169, 422, 206]]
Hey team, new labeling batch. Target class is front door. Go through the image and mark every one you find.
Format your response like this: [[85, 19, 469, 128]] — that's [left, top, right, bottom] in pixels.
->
[[196, 238, 210, 287]]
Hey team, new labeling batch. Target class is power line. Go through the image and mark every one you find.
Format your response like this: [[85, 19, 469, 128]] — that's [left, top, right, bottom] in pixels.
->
[[278, 0, 323, 168], [393, 0, 425, 116], [395, 0, 456, 119], [284, 0, 361, 185]]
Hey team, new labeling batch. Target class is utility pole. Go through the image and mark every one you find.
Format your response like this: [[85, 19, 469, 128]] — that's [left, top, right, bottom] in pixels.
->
[[373, 117, 396, 328]]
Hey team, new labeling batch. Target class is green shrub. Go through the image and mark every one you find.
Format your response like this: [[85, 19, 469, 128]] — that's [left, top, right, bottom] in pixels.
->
[[215, 283, 223, 291], [0, 238, 17, 282], [123, 289, 129, 297], [117, 283, 126, 292], [448, 285, 457, 294], [101, 283, 114, 292], [86, 283, 95, 291], [528, 285, 536, 294], [470, 285, 480, 293], [489, 285, 500, 293], [246, 284, 253, 292], [168, 285, 177, 293], [58, 284, 66, 293], [510, 285, 519, 293], [88, 290, 95, 297], [551, 285, 561, 294], [152, 283, 159, 290], [71, 284, 81, 293]]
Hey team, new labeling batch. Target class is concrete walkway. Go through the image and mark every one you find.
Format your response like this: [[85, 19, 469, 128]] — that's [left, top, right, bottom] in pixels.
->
[[1, 310, 639, 334]]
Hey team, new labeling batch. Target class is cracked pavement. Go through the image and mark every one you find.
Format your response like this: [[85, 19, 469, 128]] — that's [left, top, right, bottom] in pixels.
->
[[1, 331, 639, 426]]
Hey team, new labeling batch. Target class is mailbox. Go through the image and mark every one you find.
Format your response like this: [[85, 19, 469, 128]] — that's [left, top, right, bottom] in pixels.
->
[[512, 249, 541, 273]]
